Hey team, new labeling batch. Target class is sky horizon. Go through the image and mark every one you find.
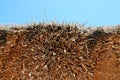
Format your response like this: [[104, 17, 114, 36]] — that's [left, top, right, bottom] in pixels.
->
[[0, 0, 119, 26]]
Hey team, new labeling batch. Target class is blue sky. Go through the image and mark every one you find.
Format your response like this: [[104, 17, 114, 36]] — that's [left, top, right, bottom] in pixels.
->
[[0, 0, 119, 26]]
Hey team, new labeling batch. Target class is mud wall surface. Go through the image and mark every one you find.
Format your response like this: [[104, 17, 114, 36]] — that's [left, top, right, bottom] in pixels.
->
[[0, 24, 120, 80]]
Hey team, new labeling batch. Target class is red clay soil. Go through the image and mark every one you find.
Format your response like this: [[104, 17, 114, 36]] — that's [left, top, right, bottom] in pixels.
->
[[0, 24, 120, 80]]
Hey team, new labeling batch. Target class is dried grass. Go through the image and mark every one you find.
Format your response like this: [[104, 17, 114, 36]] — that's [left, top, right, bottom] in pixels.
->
[[0, 23, 120, 80]]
